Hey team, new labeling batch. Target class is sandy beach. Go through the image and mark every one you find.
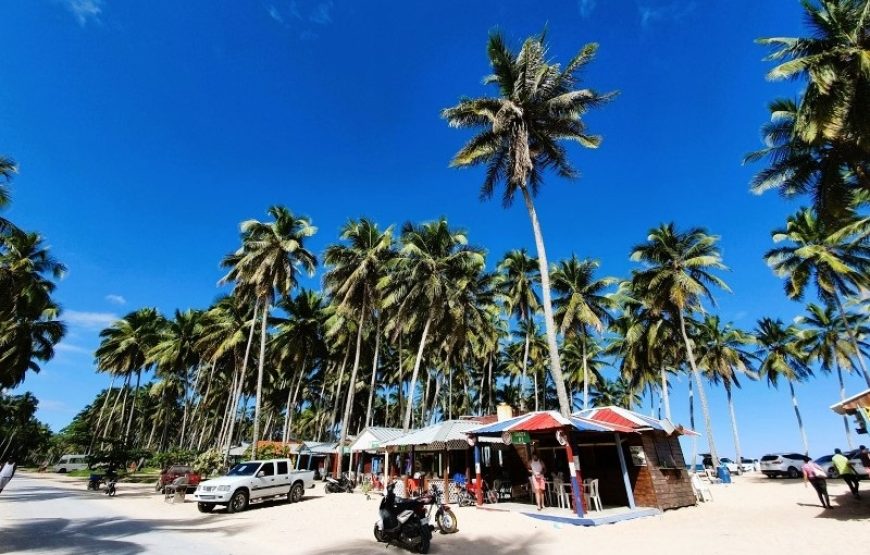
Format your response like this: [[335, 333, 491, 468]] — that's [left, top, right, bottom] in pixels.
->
[[2, 471, 869, 554]]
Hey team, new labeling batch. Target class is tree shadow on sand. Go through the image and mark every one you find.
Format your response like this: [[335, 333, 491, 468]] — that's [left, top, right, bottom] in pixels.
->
[[0, 516, 246, 554], [300, 534, 539, 555]]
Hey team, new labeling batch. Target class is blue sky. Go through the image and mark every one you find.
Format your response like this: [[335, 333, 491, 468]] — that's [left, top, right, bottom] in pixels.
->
[[4, 1, 867, 459]]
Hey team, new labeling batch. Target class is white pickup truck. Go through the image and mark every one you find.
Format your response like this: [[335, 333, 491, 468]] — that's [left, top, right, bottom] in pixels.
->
[[193, 458, 315, 513]]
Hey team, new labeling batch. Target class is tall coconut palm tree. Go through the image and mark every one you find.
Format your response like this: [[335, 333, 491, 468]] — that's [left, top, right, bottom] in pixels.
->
[[147, 309, 204, 449], [496, 249, 540, 412], [95, 308, 161, 443], [551, 255, 616, 410], [758, 0, 870, 181], [0, 230, 66, 389], [443, 32, 615, 417], [562, 334, 606, 411], [221, 206, 317, 459], [798, 302, 867, 447], [765, 207, 870, 386], [695, 315, 758, 471], [755, 318, 813, 455], [630, 223, 730, 466], [745, 98, 857, 223], [272, 290, 326, 444], [323, 219, 393, 468], [382, 219, 485, 430], [0, 155, 18, 233]]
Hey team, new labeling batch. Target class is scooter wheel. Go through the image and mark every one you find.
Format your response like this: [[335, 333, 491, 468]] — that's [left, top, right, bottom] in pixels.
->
[[373, 524, 385, 543]]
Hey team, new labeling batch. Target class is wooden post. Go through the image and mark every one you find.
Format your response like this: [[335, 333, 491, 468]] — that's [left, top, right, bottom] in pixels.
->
[[473, 437, 484, 506], [443, 446, 449, 502], [615, 433, 636, 509], [563, 428, 585, 517]]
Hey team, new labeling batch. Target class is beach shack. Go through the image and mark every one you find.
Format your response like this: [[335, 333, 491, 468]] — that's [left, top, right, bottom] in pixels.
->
[[830, 388, 870, 434], [294, 441, 340, 478], [349, 427, 405, 477], [381, 419, 484, 501], [466, 406, 696, 525]]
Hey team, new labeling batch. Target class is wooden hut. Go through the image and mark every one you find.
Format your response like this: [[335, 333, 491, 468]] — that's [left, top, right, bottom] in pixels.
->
[[466, 406, 696, 524]]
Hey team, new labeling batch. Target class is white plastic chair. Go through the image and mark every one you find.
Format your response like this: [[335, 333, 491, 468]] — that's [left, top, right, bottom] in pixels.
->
[[691, 473, 713, 502], [583, 479, 602, 512]]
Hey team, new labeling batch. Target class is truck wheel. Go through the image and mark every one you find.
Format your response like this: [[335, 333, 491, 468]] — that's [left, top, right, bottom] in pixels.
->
[[227, 490, 249, 513], [289, 483, 304, 503], [197, 503, 215, 513]]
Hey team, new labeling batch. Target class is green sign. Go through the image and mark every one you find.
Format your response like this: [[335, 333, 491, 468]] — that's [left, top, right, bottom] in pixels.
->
[[511, 432, 531, 444]]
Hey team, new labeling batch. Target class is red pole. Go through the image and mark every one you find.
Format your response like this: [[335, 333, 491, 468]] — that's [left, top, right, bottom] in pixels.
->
[[473, 437, 484, 506]]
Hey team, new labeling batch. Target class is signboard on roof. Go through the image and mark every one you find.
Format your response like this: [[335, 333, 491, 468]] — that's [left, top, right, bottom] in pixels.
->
[[511, 432, 531, 445]]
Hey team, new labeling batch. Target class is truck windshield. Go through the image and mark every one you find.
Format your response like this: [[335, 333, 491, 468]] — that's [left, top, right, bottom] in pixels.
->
[[227, 463, 261, 476]]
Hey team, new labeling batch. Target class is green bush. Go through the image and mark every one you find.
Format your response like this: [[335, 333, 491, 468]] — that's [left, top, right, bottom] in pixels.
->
[[192, 449, 225, 478]]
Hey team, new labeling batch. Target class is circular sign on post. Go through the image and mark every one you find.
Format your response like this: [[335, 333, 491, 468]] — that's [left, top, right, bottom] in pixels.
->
[[466, 435, 477, 447], [555, 430, 568, 446], [501, 431, 512, 445]]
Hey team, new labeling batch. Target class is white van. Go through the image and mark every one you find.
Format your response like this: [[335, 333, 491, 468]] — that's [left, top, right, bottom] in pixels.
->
[[53, 454, 89, 473]]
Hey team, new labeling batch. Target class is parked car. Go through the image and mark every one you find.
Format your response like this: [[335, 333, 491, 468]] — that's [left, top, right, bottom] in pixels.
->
[[760, 453, 806, 478], [155, 465, 202, 493], [815, 451, 869, 479], [192, 458, 315, 513], [719, 458, 743, 474], [740, 458, 759, 472], [52, 454, 88, 473]]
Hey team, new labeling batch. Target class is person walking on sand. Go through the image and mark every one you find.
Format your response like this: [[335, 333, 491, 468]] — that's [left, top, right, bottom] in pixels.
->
[[832, 448, 861, 499], [529, 454, 546, 511], [802, 456, 832, 509], [0, 460, 16, 494]]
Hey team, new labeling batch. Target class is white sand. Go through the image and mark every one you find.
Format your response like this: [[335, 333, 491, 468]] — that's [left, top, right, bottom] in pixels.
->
[[12, 472, 870, 554]]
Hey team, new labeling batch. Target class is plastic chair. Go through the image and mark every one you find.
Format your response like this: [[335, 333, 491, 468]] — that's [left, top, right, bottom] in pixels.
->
[[583, 479, 602, 512], [691, 473, 713, 502], [164, 475, 189, 504], [703, 468, 722, 484]]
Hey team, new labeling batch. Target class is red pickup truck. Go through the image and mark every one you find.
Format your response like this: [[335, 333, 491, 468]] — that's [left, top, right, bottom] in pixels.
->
[[155, 465, 202, 493]]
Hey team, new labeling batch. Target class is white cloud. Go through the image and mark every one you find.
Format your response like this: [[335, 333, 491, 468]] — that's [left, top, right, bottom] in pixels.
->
[[55, 342, 92, 355], [578, 0, 597, 18], [39, 399, 74, 414], [105, 294, 127, 306], [309, 1, 333, 25], [637, 1, 696, 28], [267, 4, 284, 24], [64, 310, 118, 329], [63, 0, 104, 26]]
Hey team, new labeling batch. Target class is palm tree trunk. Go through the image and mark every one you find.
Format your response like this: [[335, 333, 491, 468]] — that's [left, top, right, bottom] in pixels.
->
[[534, 373, 539, 412], [660, 366, 671, 421], [833, 291, 870, 387], [582, 335, 589, 411], [689, 370, 697, 469], [788, 379, 810, 455], [328, 348, 351, 440], [520, 186, 570, 416], [89, 375, 117, 454], [124, 368, 142, 443], [725, 382, 743, 471], [365, 317, 382, 428], [252, 298, 270, 460], [403, 315, 432, 431], [421, 371, 432, 426], [338, 303, 367, 474], [520, 330, 530, 412], [487, 355, 494, 413], [678, 311, 719, 467], [835, 360, 853, 448], [116, 374, 131, 439], [430, 372, 442, 425], [224, 299, 260, 463]]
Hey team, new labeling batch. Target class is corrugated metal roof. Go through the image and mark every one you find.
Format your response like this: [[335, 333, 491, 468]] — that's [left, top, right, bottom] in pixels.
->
[[575, 406, 698, 436], [366, 427, 406, 443], [382, 420, 482, 449], [466, 410, 636, 436]]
